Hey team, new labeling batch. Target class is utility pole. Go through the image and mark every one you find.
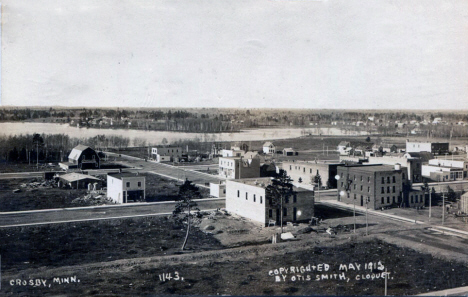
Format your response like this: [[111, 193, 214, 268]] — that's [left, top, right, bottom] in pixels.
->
[[366, 197, 369, 236], [442, 189, 445, 226]]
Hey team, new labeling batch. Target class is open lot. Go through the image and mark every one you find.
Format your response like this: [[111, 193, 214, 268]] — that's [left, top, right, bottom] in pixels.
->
[[1, 205, 468, 295]]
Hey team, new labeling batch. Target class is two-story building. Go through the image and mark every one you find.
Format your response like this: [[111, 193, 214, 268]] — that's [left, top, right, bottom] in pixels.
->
[[219, 156, 261, 179], [226, 177, 314, 225], [336, 164, 410, 209], [107, 172, 145, 203], [406, 141, 449, 155], [151, 146, 183, 162], [263, 142, 276, 155], [283, 160, 343, 188]]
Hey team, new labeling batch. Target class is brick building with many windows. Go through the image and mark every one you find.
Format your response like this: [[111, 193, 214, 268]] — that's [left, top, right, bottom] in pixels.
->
[[336, 164, 408, 210]]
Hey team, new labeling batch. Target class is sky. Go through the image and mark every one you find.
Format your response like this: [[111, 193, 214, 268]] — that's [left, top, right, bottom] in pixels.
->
[[1, 0, 467, 109]]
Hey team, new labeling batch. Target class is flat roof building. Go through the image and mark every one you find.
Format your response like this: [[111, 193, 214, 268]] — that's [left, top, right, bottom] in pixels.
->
[[226, 177, 314, 226], [107, 172, 145, 203]]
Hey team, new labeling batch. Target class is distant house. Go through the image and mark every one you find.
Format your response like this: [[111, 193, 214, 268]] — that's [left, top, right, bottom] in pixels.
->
[[337, 141, 351, 155], [283, 148, 296, 156], [59, 145, 100, 170], [262, 142, 276, 155], [107, 172, 145, 203]]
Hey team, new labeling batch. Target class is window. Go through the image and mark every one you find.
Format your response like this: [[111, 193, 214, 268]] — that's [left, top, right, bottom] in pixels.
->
[[392, 186, 395, 193], [310, 169, 312, 174], [126, 182, 130, 187], [354, 175, 356, 181], [138, 182, 141, 187], [360, 176, 363, 181], [285, 196, 289, 204], [387, 197, 390, 203], [387, 176, 390, 183], [293, 194, 297, 203], [303, 168, 305, 173], [283, 208, 288, 216], [368, 187, 370, 193], [381, 197, 384, 204], [368, 176, 370, 183], [290, 165, 292, 170], [260, 196, 263, 204], [341, 182, 344, 187], [387, 187, 390, 193], [392, 176, 396, 183], [237, 190, 240, 198], [411, 195, 414, 203], [253, 194, 256, 202], [246, 193, 248, 200], [381, 187, 384, 194], [381, 177, 385, 184], [360, 185, 363, 191], [353, 184, 356, 190], [269, 209, 272, 218], [392, 196, 395, 203]]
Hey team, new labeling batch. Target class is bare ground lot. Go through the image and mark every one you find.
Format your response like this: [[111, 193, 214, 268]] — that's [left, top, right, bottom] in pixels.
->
[[0, 174, 208, 212], [2, 207, 468, 296]]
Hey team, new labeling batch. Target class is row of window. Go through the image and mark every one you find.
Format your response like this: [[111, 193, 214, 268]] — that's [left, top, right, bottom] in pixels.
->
[[290, 165, 315, 174], [268, 208, 289, 217], [381, 176, 396, 184], [381, 186, 396, 194], [126, 181, 142, 188], [237, 190, 263, 204], [380, 196, 400, 204], [236, 190, 297, 204], [410, 195, 423, 204]]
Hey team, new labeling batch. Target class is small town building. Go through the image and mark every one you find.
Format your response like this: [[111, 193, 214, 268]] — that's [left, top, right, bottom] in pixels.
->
[[151, 146, 183, 162], [337, 141, 352, 155], [336, 164, 406, 210], [406, 140, 449, 155], [59, 145, 100, 170], [421, 165, 464, 182], [283, 160, 343, 189], [219, 156, 261, 179], [225, 177, 314, 225], [262, 142, 276, 155], [58, 173, 101, 190], [107, 172, 145, 203], [220, 149, 244, 158], [459, 192, 468, 214], [282, 148, 296, 156], [210, 181, 226, 198]]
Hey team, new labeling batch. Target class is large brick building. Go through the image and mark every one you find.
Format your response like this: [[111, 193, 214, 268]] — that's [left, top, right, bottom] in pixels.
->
[[226, 177, 314, 225], [283, 160, 343, 188], [336, 164, 408, 210]]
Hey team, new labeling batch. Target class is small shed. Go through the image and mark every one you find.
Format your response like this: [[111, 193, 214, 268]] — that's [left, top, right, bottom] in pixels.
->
[[59, 173, 101, 189]]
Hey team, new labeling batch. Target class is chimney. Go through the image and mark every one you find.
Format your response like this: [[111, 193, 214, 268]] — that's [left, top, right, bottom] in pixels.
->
[[394, 163, 401, 170]]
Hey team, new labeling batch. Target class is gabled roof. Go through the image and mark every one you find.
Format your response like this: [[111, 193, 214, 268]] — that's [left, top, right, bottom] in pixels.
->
[[69, 145, 93, 161], [283, 148, 295, 152], [60, 173, 100, 183], [338, 141, 350, 146], [263, 142, 275, 147]]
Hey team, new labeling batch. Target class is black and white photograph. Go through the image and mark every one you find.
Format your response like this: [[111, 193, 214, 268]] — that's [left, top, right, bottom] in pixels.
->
[[0, 0, 468, 296]]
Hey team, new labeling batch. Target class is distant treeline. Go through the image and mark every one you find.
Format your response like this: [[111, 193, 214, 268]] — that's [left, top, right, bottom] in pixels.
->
[[0, 134, 133, 163], [2, 107, 468, 136]]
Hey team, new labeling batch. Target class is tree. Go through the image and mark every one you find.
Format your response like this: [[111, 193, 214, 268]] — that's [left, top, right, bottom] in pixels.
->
[[446, 186, 458, 203], [32, 133, 44, 168], [173, 179, 201, 250], [298, 177, 303, 183], [365, 136, 371, 142], [266, 170, 295, 233]]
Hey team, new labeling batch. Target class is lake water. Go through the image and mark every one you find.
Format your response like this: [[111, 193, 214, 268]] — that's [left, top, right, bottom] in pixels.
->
[[0, 122, 367, 145]]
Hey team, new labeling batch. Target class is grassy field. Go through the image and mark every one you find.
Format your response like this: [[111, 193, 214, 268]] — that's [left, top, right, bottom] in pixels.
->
[[0, 215, 222, 274]]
